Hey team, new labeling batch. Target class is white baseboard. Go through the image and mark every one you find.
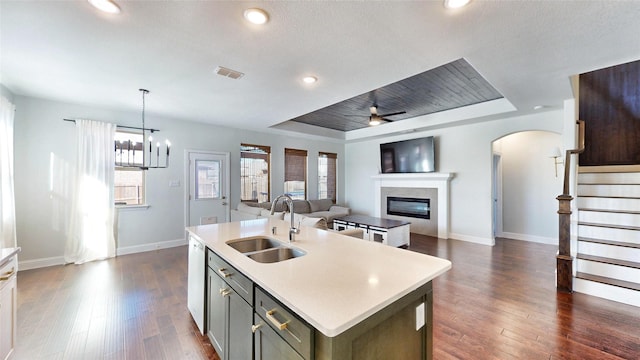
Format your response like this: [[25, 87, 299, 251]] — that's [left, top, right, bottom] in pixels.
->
[[116, 238, 187, 256], [19, 256, 65, 271], [500, 232, 557, 245], [18, 238, 187, 271], [449, 232, 495, 246]]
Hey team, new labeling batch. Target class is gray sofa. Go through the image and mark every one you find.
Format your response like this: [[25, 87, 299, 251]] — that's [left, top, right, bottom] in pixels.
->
[[230, 199, 350, 228]]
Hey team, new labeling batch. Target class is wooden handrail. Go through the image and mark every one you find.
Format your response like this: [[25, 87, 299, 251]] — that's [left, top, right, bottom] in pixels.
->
[[562, 120, 586, 195]]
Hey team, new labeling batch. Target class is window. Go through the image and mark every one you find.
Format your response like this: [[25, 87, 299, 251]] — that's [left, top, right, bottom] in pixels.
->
[[240, 144, 270, 203], [284, 148, 307, 200], [114, 131, 145, 205], [318, 152, 337, 202], [195, 159, 221, 199]]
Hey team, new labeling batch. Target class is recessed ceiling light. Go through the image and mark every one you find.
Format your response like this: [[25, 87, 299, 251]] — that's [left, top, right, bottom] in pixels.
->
[[302, 76, 318, 84], [244, 8, 269, 25], [88, 0, 121, 14], [443, 0, 471, 9]]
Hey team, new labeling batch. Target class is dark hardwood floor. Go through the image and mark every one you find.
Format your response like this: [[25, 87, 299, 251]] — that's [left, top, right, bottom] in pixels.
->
[[14, 235, 640, 359], [14, 247, 218, 360]]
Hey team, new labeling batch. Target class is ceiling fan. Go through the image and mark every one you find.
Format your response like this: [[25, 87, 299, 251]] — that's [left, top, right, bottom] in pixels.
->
[[367, 106, 406, 126]]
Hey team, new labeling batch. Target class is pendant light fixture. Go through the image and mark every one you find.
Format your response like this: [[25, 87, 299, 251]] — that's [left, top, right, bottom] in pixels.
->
[[115, 89, 170, 170], [138, 89, 170, 170]]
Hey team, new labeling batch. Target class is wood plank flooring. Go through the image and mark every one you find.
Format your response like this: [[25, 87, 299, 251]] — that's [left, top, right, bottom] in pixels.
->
[[13, 235, 640, 359], [14, 247, 218, 360]]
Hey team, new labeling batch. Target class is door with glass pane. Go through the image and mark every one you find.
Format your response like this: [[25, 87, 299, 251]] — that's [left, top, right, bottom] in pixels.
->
[[188, 151, 230, 226]]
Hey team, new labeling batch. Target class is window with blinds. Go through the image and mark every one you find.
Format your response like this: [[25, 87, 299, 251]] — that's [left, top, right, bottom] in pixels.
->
[[284, 148, 307, 200], [240, 144, 270, 203], [318, 152, 337, 202]]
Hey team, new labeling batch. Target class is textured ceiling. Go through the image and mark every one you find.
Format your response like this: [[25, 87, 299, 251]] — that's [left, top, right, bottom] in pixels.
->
[[285, 58, 503, 131], [2, 2, 640, 140]]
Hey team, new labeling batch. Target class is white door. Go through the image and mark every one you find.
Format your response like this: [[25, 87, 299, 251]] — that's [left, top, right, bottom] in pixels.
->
[[186, 151, 230, 227]]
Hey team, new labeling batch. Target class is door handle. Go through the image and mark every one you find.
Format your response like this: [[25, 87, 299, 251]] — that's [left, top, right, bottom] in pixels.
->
[[222, 202, 228, 206]]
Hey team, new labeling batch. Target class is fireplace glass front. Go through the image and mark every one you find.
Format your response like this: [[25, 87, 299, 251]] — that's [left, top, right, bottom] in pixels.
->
[[387, 197, 430, 219]]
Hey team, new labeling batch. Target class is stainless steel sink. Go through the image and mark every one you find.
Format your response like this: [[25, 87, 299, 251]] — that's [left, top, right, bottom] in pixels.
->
[[227, 237, 282, 253], [226, 237, 305, 263], [247, 247, 306, 264]]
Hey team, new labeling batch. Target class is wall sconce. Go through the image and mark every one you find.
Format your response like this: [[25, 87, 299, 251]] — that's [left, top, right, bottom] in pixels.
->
[[550, 147, 564, 177]]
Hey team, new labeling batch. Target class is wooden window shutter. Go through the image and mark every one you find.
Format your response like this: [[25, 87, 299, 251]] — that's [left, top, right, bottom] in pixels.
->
[[285, 148, 307, 182]]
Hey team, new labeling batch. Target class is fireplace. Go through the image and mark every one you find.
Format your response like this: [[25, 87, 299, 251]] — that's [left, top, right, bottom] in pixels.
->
[[387, 197, 430, 219], [372, 172, 453, 239]]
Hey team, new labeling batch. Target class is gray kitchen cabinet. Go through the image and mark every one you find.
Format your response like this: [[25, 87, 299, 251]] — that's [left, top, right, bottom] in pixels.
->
[[253, 315, 304, 360], [207, 268, 227, 356], [207, 249, 253, 360], [253, 287, 312, 360]]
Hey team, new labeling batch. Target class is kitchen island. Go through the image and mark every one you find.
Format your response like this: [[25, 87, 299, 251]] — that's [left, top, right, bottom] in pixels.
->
[[187, 218, 451, 359]]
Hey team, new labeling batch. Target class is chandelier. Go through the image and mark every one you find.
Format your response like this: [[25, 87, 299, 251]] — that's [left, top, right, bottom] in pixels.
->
[[115, 89, 170, 169]]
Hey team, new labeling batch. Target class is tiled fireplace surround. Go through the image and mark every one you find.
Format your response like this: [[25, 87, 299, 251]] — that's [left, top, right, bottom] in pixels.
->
[[372, 173, 454, 239]]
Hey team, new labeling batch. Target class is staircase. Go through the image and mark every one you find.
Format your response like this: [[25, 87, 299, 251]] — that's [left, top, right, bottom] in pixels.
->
[[574, 168, 640, 307]]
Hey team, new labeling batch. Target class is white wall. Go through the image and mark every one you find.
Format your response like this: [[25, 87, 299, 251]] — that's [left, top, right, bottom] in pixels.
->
[[13, 96, 344, 267], [0, 84, 14, 102], [345, 109, 565, 245], [494, 131, 563, 244]]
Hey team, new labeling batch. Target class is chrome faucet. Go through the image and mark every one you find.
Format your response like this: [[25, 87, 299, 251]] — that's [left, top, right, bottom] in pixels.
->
[[270, 194, 300, 242]]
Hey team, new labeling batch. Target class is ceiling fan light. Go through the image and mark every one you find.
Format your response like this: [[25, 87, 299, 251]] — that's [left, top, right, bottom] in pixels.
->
[[369, 117, 382, 126], [244, 8, 269, 25], [444, 0, 471, 9], [88, 0, 121, 14]]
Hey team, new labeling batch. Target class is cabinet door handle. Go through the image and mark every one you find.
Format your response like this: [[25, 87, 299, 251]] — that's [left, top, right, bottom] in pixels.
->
[[217, 268, 231, 278], [219, 288, 231, 297], [251, 323, 263, 333], [266, 309, 289, 331], [0, 268, 15, 281]]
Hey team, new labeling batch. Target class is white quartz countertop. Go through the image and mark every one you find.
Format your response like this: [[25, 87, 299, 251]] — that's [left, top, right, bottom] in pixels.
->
[[187, 218, 451, 337], [0, 247, 20, 268]]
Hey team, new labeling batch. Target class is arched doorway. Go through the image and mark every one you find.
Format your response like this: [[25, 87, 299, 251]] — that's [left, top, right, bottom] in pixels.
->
[[492, 131, 563, 244]]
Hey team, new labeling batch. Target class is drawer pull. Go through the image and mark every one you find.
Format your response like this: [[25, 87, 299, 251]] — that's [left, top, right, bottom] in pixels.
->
[[251, 323, 263, 333], [217, 268, 231, 278], [266, 309, 289, 331], [219, 288, 231, 297], [0, 268, 15, 281]]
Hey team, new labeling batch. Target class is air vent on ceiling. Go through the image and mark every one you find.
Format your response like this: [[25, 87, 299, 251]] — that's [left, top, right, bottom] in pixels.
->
[[214, 66, 244, 80]]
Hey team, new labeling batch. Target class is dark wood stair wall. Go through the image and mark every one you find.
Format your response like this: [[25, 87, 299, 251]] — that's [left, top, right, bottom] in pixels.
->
[[578, 59, 640, 167]]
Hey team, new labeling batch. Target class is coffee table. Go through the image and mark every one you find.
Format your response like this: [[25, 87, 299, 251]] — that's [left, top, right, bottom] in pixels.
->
[[333, 215, 410, 247]]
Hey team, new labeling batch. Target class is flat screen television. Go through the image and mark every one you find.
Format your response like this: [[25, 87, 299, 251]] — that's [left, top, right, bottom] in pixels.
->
[[380, 136, 435, 173]]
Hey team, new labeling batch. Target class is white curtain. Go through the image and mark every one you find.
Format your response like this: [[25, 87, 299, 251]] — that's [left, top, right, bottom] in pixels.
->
[[0, 96, 16, 249], [65, 119, 117, 264]]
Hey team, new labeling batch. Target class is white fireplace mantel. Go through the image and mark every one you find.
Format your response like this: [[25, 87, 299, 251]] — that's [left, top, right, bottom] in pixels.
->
[[372, 172, 454, 239]]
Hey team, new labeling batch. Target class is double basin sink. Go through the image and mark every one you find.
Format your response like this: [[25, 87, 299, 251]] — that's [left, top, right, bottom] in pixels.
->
[[227, 236, 305, 263]]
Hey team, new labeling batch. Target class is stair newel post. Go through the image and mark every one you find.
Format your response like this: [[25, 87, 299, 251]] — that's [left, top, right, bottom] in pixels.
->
[[557, 194, 574, 292], [557, 120, 585, 293]]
